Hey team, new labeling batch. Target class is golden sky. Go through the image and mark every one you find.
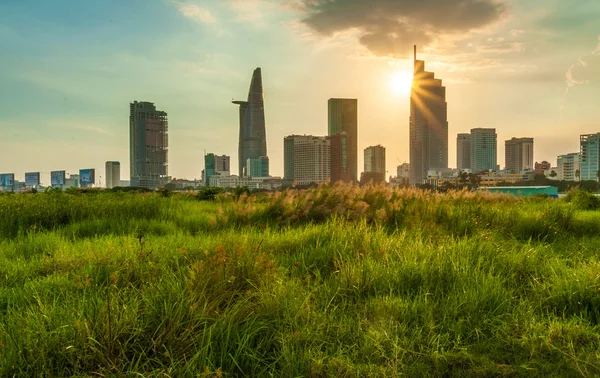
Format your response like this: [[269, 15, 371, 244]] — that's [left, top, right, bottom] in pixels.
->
[[1, 0, 599, 183]]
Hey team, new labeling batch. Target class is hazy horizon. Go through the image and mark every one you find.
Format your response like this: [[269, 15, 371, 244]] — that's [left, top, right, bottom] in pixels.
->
[[1, 0, 599, 184]]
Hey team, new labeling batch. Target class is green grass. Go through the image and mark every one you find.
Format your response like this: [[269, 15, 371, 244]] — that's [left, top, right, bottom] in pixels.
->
[[1, 186, 600, 377]]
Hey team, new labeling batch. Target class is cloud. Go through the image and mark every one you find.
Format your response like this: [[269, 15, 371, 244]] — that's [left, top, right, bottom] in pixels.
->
[[173, 2, 217, 23], [561, 35, 600, 112], [477, 41, 524, 53], [225, 0, 281, 27], [510, 29, 525, 37], [594, 35, 600, 55], [298, 0, 508, 58], [73, 124, 113, 136], [228, 0, 262, 22]]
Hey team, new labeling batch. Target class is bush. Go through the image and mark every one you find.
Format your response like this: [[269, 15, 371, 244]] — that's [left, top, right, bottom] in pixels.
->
[[197, 187, 224, 201], [109, 186, 153, 193], [233, 186, 250, 200], [157, 188, 172, 198], [565, 189, 599, 210]]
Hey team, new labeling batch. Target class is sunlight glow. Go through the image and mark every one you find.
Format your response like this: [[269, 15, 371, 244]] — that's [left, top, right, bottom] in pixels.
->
[[390, 71, 413, 95]]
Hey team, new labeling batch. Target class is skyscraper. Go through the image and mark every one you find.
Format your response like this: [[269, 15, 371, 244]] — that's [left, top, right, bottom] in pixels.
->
[[470, 128, 497, 172], [283, 135, 330, 187], [457, 133, 471, 171], [129, 101, 168, 189], [204, 153, 230, 186], [361, 145, 386, 184], [580, 133, 600, 181], [328, 98, 357, 182], [410, 46, 448, 185], [105, 161, 120, 189], [233, 68, 267, 177], [505, 137, 534, 173]]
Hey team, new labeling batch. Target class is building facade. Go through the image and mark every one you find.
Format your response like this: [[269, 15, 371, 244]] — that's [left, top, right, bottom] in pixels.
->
[[105, 161, 120, 189], [580, 133, 600, 181], [129, 101, 168, 189], [65, 174, 80, 189], [505, 137, 534, 174], [410, 46, 448, 185], [470, 128, 497, 172], [457, 133, 471, 171], [210, 175, 282, 191], [361, 145, 386, 184], [204, 153, 231, 187], [557, 152, 581, 181], [328, 98, 357, 182], [397, 163, 410, 179], [284, 135, 330, 187], [327, 133, 352, 183], [534, 161, 551, 175], [233, 68, 268, 177], [246, 156, 269, 177]]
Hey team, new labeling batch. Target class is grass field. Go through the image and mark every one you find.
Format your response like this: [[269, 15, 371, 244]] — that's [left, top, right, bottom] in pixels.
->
[[1, 185, 600, 377]]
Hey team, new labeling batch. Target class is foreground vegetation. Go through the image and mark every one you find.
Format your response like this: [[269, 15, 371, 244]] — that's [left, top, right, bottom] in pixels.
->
[[1, 186, 600, 377]]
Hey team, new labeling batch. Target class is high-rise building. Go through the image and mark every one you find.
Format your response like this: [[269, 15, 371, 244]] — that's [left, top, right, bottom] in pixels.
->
[[505, 137, 534, 174], [233, 68, 267, 177], [327, 133, 352, 183], [129, 101, 168, 189], [580, 133, 600, 181], [364, 145, 386, 174], [105, 161, 121, 189], [283, 135, 330, 187], [557, 152, 581, 181], [470, 128, 497, 172], [361, 145, 386, 184], [457, 133, 471, 171], [204, 153, 231, 186], [410, 46, 448, 185], [246, 156, 269, 177], [328, 98, 357, 182]]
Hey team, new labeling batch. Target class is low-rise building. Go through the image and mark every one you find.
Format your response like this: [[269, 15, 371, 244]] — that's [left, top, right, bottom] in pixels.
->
[[169, 179, 204, 190], [65, 174, 80, 189], [210, 175, 282, 191], [478, 186, 558, 197], [479, 171, 534, 186], [534, 161, 551, 175], [543, 167, 560, 181]]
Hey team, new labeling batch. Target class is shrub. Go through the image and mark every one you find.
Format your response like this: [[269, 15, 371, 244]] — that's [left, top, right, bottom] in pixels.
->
[[197, 187, 224, 201], [565, 189, 599, 210], [157, 188, 173, 198], [233, 186, 250, 200]]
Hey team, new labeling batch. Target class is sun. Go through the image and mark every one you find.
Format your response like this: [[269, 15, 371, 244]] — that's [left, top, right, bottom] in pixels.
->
[[390, 71, 413, 95]]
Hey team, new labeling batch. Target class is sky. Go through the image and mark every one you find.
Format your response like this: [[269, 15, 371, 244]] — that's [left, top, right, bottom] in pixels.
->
[[1, 0, 599, 185]]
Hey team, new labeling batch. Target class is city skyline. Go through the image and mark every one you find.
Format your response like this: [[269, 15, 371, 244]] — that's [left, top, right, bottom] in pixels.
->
[[1, 1, 600, 179]]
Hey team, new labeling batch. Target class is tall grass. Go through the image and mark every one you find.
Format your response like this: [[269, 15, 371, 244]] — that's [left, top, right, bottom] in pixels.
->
[[1, 186, 600, 376]]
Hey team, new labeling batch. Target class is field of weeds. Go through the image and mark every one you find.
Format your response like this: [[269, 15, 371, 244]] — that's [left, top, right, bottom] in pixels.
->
[[1, 185, 600, 377]]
